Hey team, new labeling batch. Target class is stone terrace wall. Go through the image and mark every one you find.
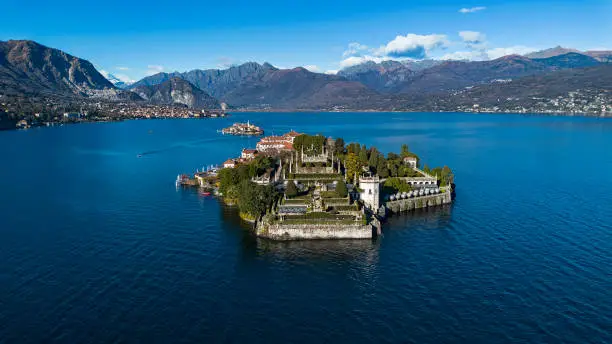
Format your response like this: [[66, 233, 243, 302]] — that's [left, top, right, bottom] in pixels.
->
[[258, 223, 373, 240], [385, 190, 452, 213]]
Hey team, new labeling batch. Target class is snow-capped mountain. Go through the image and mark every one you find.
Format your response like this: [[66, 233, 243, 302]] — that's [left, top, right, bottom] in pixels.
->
[[104, 73, 133, 89]]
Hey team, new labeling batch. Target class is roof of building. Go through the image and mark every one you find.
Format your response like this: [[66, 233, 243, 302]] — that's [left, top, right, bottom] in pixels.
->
[[242, 149, 258, 154], [223, 159, 236, 165], [284, 131, 301, 138]]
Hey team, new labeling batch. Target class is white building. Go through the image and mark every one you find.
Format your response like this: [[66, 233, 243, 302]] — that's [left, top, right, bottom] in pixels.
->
[[241, 149, 258, 160], [223, 159, 236, 169], [359, 176, 380, 211], [403, 156, 418, 168]]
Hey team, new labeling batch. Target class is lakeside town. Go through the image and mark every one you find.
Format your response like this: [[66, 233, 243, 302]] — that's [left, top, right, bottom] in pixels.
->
[[0, 95, 228, 130], [178, 123, 455, 240]]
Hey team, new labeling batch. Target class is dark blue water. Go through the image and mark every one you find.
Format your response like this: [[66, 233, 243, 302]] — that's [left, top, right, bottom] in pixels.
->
[[1, 113, 611, 343]]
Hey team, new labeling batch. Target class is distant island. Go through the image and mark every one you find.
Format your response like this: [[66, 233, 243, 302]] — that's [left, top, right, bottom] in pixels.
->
[[179, 132, 454, 240], [221, 121, 264, 136]]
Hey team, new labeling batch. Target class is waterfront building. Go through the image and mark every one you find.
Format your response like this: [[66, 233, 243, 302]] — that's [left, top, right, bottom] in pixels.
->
[[241, 149, 258, 160], [223, 159, 237, 169], [256, 131, 302, 152], [359, 176, 381, 211]]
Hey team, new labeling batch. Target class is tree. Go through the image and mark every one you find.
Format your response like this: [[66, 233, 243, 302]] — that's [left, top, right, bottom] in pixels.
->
[[334, 137, 345, 155], [347, 142, 360, 155], [387, 152, 399, 160], [293, 134, 326, 154], [336, 180, 348, 197], [344, 153, 362, 183], [378, 167, 390, 178], [368, 148, 379, 170], [285, 180, 298, 198], [358, 149, 368, 165], [400, 144, 410, 157], [383, 177, 413, 195], [376, 156, 388, 177]]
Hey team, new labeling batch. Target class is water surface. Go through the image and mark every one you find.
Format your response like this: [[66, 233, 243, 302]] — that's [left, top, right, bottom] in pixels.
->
[[1, 112, 611, 343]]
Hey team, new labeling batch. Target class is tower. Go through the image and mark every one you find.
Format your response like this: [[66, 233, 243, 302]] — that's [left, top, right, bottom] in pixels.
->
[[359, 176, 380, 211]]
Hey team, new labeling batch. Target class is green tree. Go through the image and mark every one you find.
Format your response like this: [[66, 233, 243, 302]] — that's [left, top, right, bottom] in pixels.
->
[[387, 152, 399, 160], [334, 137, 345, 155], [400, 144, 410, 157], [336, 180, 348, 197], [383, 177, 413, 194], [358, 149, 368, 165], [376, 156, 389, 177], [368, 148, 379, 170], [285, 180, 298, 198], [344, 153, 362, 183]]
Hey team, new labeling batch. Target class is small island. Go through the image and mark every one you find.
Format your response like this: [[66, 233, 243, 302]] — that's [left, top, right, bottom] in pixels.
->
[[221, 121, 264, 136], [179, 132, 454, 240]]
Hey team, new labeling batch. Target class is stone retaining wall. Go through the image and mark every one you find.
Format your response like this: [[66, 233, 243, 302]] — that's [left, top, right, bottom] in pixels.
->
[[385, 190, 452, 213], [257, 223, 373, 240]]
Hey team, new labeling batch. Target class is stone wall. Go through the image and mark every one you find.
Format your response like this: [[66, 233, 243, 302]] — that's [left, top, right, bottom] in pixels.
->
[[385, 190, 452, 213], [258, 223, 373, 240]]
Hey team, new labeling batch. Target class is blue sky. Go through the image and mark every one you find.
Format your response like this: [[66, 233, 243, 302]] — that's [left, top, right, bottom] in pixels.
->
[[1, 0, 610, 82]]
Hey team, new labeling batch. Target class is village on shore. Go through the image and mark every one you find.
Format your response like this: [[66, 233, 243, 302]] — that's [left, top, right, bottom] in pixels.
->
[[178, 122, 455, 240], [2, 97, 229, 130]]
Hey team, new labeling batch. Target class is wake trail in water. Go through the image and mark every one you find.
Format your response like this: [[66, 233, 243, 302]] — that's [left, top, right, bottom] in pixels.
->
[[138, 136, 233, 156]]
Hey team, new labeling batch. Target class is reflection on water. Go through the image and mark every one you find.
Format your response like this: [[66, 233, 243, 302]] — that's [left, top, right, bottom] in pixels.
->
[[255, 237, 379, 259], [384, 204, 453, 232]]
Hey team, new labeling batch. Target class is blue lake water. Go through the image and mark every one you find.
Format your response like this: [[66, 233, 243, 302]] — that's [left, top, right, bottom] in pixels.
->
[[1, 112, 611, 343]]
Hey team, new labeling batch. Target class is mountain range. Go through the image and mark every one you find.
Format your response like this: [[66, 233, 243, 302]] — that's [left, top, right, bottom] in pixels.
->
[[1, 39, 610, 113], [525, 46, 612, 62], [0, 40, 114, 96], [132, 77, 220, 109]]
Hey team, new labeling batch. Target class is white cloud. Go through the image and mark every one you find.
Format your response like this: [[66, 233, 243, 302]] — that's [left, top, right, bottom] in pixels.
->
[[459, 6, 486, 13], [216, 56, 240, 69], [99, 70, 135, 84], [440, 46, 537, 61], [440, 51, 487, 61], [340, 33, 449, 68], [343, 42, 370, 58], [114, 74, 136, 83], [337, 30, 540, 68], [339, 55, 385, 68], [486, 46, 536, 59], [379, 34, 449, 59], [116, 66, 129, 71], [303, 65, 321, 72], [325, 70, 339, 75], [459, 31, 486, 44], [146, 65, 164, 76]]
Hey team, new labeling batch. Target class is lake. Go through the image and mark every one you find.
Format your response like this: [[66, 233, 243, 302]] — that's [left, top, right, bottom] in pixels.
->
[[1, 112, 611, 343]]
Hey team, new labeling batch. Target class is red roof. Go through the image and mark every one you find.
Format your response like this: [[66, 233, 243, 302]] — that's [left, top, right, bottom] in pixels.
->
[[284, 131, 301, 138]]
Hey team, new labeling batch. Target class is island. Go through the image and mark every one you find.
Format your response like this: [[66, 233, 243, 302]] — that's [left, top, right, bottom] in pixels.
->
[[179, 131, 454, 240], [221, 121, 264, 136]]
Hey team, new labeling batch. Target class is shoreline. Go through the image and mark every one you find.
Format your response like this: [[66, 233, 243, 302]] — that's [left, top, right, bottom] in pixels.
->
[[3, 110, 611, 132], [230, 108, 612, 117]]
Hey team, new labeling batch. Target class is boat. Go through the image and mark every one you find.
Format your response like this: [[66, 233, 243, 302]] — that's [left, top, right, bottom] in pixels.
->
[[200, 191, 211, 196], [137, 154, 142, 158]]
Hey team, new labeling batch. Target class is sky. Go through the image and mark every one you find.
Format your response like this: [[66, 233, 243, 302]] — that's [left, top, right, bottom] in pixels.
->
[[1, 0, 610, 82]]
